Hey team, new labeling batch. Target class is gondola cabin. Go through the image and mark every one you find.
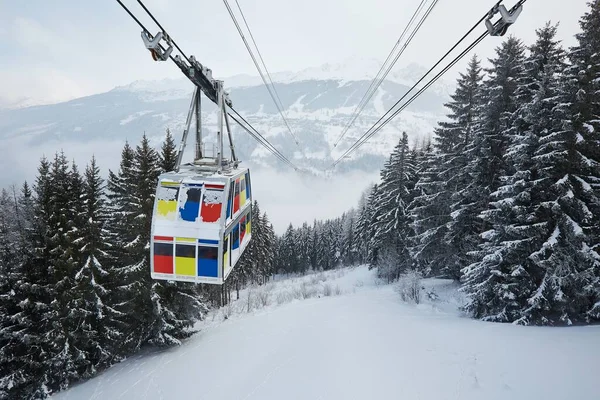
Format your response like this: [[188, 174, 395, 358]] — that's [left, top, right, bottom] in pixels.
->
[[150, 166, 252, 284]]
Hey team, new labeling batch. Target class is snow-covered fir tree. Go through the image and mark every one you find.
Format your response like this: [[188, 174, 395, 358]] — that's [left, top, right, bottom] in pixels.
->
[[411, 56, 484, 279], [451, 37, 526, 295], [462, 25, 568, 323], [370, 132, 418, 281], [68, 156, 122, 376], [352, 184, 377, 265]]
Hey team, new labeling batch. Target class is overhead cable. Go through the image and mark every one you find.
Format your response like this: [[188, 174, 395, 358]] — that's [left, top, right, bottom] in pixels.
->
[[115, 0, 300, 171], [333, 0, 437, 148], [331, 0, 521, 168], [222, 0, 304, 152]]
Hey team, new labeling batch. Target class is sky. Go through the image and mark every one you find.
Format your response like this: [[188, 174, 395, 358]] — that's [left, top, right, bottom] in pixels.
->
[[0, 0, 591, 107]]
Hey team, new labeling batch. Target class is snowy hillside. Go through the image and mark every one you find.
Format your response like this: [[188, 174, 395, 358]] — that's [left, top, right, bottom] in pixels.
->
[[54, 266, 600, 400], [0, 60, 449, 184]]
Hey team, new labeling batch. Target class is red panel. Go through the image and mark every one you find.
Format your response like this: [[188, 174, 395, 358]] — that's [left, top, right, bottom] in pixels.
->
[[205, 184, 225, 190], [201, 203, 222, 223], [154, 236, 173, 241], [234, 194, 240, 213], [153, 255, 173, 274]]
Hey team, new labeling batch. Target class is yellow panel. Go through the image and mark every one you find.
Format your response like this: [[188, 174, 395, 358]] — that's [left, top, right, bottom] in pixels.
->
[[175, 257, 196, 276], [161, 181, 180, 187], [240, 188, 246, 207], [157, 200, 177, 220], [176, 237, 196, 243], [223, 250, 229, 270], [246, 220, 251, 234]]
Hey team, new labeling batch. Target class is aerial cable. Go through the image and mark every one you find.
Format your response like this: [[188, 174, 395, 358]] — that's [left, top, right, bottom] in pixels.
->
[[222, 0, 305, 154], [332, 32, 488, 167], [333, 0, 434, 148], [228, 107, 300, 171], [228, 110, 293, 168], [233, 0, 290, 126], [336, 0, 443, 148], [331, 0, 518, 168], [227, 108, 289, 165]]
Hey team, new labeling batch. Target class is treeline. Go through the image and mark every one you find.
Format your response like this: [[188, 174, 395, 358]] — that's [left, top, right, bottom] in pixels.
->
[[280, 4, 600, 326], [274, 214, 359, 274], [0, 132, 276, 398]]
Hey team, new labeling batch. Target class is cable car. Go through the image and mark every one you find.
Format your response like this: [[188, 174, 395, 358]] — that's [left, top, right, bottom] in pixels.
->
[[151, 165, 252, 284], [138, 27, 254, 285]]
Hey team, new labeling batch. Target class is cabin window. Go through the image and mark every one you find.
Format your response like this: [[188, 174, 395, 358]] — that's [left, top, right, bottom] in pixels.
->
[[201, 189, 223, 223], [240, 216, 246, 242], [156, 184, 179, 220], [223, 236, 229, 272], [153, 242, 173, 274], [240, 177, 246, 207], [245, 172, 251, 201], [246, 211, 252, 234], [233, 179, 240, 214], [178, 185, 202, 222], [232, 224, 240, 250], [198, 246, 218, 278], [175, 244, 196, 276], [226, 184, 233, 220]]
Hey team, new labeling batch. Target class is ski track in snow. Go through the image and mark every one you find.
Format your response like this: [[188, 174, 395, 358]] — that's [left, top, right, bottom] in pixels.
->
[[53, 266, 600, 400]]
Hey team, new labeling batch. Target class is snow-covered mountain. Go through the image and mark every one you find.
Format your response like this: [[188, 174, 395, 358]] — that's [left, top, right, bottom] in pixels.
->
[[0, 60, 452, 183]]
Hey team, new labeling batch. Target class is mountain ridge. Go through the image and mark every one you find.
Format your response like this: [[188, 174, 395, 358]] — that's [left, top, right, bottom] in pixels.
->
[[0, 60, 451, 186]]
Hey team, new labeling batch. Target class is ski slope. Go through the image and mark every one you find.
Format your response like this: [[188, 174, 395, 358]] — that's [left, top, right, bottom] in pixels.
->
[[54, 266, 600, 400]]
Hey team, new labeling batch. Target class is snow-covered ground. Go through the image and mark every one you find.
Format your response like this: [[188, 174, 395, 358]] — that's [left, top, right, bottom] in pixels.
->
[[54, 266, 600, 400]]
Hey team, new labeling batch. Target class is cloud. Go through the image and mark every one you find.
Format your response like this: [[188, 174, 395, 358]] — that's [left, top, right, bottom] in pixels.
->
[[251, 168, 379, 234], [0, 67, 94, 106], [0, 132, 377, 234], [12, 17, 60, 50], [0, 0, 591, 108]]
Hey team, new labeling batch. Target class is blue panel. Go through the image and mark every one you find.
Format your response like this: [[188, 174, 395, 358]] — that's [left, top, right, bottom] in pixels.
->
[[232, 225, 240, 249], [245, 172, 251, 199], [179, 201, 200, 222], [198, 258, 218, 277], [198, 246, 219, 277], [198, 239, 219, 245], [226, 184, 233, 219]]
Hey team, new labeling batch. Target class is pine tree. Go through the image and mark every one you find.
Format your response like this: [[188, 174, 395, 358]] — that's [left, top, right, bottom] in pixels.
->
[[518, 4, 600, 323], [39, 152, 82, 391], [261, 212, 276, 280], [462, 25, 567, 323], [0, 183, 39, 397], [557, 0, 600, 319], [0, 188, 24, 398], [106, 142, 138, 269], [279, 224, 299, 273], [411, 56, 484, 279], [68, 156, 122, 376], [4, 158, 56, 397], [353, 184, 377, 265], [112, 135, 159, 349], [105, 141, 147, 354], [370, 133, 418, 281], [450, 37, 526, 291], [159, 128, 178, 172]]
